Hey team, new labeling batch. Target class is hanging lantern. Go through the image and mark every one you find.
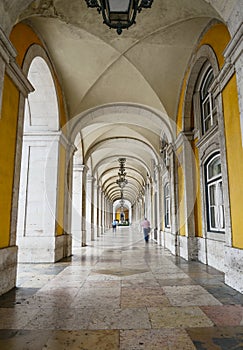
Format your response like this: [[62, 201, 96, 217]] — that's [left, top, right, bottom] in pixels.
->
[[84, 0, 153, 35]]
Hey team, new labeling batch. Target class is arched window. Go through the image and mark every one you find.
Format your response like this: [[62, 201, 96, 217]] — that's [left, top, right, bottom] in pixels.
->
[[200, 66, 216, 134], [164, 183, 170, 228], [205, 154, 225, 232]]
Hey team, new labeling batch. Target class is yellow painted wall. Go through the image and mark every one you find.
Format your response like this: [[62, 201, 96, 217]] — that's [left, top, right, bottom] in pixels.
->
[[177, 24, 230, 134], [223, 75, 243, 248], [176, 23, 231, 238], [10, 23, 67, 129], [0, 75, 19, 248], [10, 23, 42, 66], [56, 143, 66, 236], [199, 23, 230, 69], [7, 23, 69, 239]]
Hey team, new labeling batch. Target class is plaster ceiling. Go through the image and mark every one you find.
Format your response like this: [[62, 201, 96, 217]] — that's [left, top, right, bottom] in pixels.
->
[[14, 0, 227, 204]]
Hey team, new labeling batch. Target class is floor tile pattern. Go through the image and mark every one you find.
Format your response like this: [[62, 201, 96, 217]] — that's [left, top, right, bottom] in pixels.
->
[[0, 227, 243, 349]]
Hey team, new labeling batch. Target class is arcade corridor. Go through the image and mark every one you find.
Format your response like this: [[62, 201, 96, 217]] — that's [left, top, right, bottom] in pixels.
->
[[0, 227, 243, 349]]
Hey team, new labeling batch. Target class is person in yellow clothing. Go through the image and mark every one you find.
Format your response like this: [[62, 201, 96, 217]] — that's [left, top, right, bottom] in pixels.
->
[[141, 218, 150, 243]]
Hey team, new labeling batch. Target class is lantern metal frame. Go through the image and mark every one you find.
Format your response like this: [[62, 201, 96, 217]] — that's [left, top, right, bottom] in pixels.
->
[[84, 0, 153, 35]]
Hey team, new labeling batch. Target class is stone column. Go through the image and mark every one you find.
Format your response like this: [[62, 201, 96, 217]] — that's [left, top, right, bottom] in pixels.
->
[[81, 165, 88, 246], [154, 165, 162, 244], [101, 190, 105, 234], [175, 132, 197, 260], [168, 144, 178, 253], [93, 180, 98, 239], [57, 134, 74, 259], [144, 182, 149, 220], [65, 143, 77, 241], [17, 132, 67, 262], [97, 186, 102, 235], [108, 199, 113, 229], [152, 165, 160, 241], [104, 196, 109, 230], [86, 175, 95, 243], [71, 163, 84, 247]]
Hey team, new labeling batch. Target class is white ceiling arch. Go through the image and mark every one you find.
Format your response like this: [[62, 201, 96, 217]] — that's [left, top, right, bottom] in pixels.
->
[[69, 103, 170, 205], [8, 0, 241, 210], [93, 155, 151, 178], [98, 158, 148, 201], [84, 138, 159, 166], [106, 177, 144, 201], [83, 137, 158, 202], [93, 155, 148, 203], [101, 167, 145, 188], [69, 103, 174, 144]]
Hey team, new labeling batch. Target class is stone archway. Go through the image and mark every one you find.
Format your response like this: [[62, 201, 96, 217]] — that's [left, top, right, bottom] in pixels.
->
[[17, 46, 63, 262]]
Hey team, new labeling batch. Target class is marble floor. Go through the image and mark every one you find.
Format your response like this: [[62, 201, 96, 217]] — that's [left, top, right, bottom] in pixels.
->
[[0, 226, 243, 349]]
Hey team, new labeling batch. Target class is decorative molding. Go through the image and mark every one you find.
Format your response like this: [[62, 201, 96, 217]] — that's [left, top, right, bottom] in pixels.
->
[[211, 61, 235, 98], [0, 27, 34, 97], [195, 123, 219, 149], [210, 23, 242, 97], [224, 23, 243, 65], [6, 61, 34, 97], [174, 131, 194, 150], [0, 26, 16, 63]]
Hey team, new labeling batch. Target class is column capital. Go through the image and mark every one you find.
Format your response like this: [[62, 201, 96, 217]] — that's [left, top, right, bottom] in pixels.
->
[[73, 163, 89, 173], [175, 131, 194, 150], [87, 174, 96, 183]]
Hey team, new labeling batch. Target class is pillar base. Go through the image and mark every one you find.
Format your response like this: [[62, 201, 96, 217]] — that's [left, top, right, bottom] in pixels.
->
[[17, 234, 72, 263], [162, 231, 178, 255], [225, 246, 243, 293], [0, 246, 18, 296]]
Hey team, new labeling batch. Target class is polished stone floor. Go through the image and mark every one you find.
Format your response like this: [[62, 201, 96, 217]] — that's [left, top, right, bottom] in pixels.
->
[[0, 226, 243, 349]]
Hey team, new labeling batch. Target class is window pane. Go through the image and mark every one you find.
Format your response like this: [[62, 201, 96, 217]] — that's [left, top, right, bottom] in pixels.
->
[[209, 184, 216, 205], [203, 98, 211, 118], [201, 69, 214, 99], [218, 181, 223, 204], [219, 205, 225, 229], [210, 207, 216, 228], [200, 67, 215, 134], [205, 154, 225, 232], [204, 116, 212, 133], [208, 156, 221, 179]]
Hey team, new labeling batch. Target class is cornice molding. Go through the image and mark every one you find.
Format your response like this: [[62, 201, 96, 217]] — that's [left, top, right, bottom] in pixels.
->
[[0, 26, 33, 97], [211, 23, 242, 98]]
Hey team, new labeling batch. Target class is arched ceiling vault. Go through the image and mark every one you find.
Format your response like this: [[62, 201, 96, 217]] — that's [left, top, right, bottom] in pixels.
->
[[17, 0, 225, 119], [106, 178, 143, 199], [7, 0, 240, 207]]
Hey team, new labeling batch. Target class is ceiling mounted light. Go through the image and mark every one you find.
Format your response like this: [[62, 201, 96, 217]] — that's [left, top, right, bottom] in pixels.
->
[[84, 0, 153, 35], [116, 158, 128, 188]]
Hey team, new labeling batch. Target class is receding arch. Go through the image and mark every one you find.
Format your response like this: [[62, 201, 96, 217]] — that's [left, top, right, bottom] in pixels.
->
[[84, 137, 160, 165], [70, 103, 174, 144]]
